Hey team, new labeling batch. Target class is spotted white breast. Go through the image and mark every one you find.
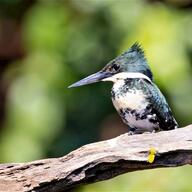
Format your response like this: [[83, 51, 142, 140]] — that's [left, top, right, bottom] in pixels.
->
[[111, 78, 148, 110], [108, 72, 159, 132]]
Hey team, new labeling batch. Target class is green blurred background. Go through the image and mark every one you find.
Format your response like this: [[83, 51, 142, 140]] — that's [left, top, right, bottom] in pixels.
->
[[0, 0, 191, 191]]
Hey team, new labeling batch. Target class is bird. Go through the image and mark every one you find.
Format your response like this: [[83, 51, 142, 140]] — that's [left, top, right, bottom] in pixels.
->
[[68, 43, 178, 134]]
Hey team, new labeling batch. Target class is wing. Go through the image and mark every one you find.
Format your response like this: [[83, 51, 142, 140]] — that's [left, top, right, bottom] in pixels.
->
[[142, 79, 178, 130]]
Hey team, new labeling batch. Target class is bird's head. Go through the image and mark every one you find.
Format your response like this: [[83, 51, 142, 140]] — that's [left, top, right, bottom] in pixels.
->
[[68, 42, 153, 88]]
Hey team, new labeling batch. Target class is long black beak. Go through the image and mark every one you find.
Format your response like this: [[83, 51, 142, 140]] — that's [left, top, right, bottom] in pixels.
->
[[68, 71, 111, 88]]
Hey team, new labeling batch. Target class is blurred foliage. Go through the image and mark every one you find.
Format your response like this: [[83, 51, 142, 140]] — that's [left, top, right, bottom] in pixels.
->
[[80, 166, 192, 192], [0, 0, 191, 191]]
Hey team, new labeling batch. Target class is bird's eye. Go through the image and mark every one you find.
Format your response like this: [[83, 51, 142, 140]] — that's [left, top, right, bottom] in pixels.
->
[[112, 64, 120, 71], [102, 62, 120, 73]]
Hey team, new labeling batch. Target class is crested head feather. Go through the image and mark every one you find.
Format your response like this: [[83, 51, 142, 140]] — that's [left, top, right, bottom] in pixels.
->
[[129, 42, 145, 57], [102, 42, 153, 81], [120, 42, 146, 63]]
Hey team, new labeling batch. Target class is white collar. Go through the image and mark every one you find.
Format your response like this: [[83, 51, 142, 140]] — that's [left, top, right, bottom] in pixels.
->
[[102, 72, 152, 83]]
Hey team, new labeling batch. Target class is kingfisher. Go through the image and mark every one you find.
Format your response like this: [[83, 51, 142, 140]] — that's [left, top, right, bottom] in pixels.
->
[[68, 43, 178, 134]]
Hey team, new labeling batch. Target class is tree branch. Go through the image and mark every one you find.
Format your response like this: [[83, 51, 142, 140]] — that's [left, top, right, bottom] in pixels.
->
[[0, 125, 192, 192]]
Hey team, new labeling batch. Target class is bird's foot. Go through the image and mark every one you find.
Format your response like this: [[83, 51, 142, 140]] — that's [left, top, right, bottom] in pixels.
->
[[128, 127, 137, 135], [128, 131, 135, 135]]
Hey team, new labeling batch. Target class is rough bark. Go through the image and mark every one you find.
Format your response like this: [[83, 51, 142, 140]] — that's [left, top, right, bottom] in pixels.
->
[[0, 125, 192, 192]]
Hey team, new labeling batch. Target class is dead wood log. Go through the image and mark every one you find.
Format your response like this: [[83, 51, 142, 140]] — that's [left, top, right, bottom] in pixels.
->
[[0, 125, 192, 192]]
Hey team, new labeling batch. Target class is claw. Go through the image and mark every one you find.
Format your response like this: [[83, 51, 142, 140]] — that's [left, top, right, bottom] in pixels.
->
[[128, 131, 134, 135]]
